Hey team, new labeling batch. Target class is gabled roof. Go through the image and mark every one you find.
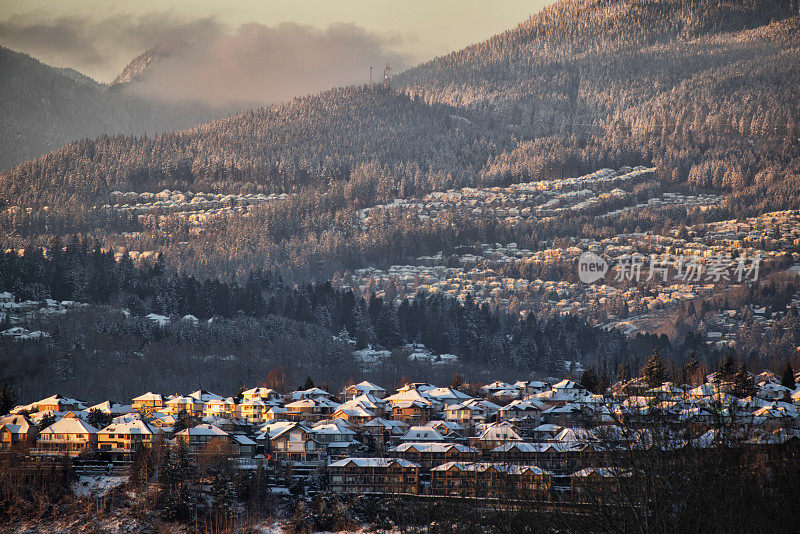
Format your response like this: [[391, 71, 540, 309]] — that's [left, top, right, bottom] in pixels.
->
[[431, 461, 551, 475], [345, 381, 386, 393], [475, 422, 522, 441], [392, 442, 478, 454], [40, 416, 99, 435], [98, 419, 157, 436], [176, 423, 228, 437], [132, 392, 163, 402], [401, 426, 445, 441], [89, 401, 134, 414], [328, 457, 419, 469]]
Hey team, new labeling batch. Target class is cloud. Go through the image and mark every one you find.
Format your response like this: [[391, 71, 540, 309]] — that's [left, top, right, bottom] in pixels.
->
[[0, 13, 220, 80], [0, 13, 412, 106], [123, 22, 412, 106]]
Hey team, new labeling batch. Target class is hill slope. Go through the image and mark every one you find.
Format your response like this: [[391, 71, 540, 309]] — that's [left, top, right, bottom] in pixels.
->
[[1, 0, 800, 280], [395, 0, 800, 179], [0, 47, 224, 170]]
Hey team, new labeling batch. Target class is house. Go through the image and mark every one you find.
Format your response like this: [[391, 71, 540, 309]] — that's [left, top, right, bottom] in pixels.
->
[[238, 397, 270, 422], [311, 421, 360, 459], [445, 403, 485, 425], [35, 413, 98, 457], [498, 399, 545, 424], [391, 400, 434, 425], [480, 381, 519, 396], [552, 379, 582, 394], [285, 398, 339, 422], [0, 414, 36, 450], [400, 425, 446, 443], [426, 387, 472, 406], [97, 419, 160, 461], [362, 417, 408, 451], [88, 401, 134, 417], [470, 422, 523, 451], [175, 423, 251, 456], [241, 387, 280, 402], [514, 380, 550, 395], [14, 394, 86, 414], [342, 381, 386, 401], [204, 397, 237, 419], [426, 420, 466, 441], [165, 395, 205, 417], [288, 387, 334, 401], [132, 392, 164, 414], [265, 422, 325, 465], [542, 403, 585, 427], [490, 442, 597, 473], [390, 442, 479, 470], [570, 467, 633, 501], [338, 394, 387, 418], [328, 458, 420, 494], [332, 406, 375, 425], [430, 462, 552, 498]]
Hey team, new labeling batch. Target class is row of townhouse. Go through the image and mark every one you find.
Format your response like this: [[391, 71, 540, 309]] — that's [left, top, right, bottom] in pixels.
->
[[5, 368, 799, 477], [327, 456, 630, 502]]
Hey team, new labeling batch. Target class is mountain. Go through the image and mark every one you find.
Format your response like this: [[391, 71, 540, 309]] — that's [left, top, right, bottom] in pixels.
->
[[0, 46, 225, 170], [395, 0, 800, 190], [1, 0, 799, 280], [110, 43, 182, 86]]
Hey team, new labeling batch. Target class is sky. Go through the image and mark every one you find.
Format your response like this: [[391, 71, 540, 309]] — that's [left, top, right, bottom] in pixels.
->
[[0, 0, 553, 105]]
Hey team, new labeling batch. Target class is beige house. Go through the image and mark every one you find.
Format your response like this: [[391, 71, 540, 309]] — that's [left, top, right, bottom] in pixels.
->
[[35, 413, 98, 457], [132, 392, 164, 414]]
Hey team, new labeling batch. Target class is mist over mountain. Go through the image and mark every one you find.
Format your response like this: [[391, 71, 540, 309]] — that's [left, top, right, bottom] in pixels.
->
[[0, 46, 226, 170], [109, 22, 411, 107], [110, 43, 182, 86]]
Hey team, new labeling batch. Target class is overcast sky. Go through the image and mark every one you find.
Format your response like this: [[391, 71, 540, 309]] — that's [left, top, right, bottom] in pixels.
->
[[0, 0, 553, 105]]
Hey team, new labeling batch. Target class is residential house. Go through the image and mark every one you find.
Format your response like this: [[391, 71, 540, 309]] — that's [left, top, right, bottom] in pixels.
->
[[0, 414, 36, 450], [35, 413, 98, 457], [342, 381, 386, 401], [265, 422, 324, 465], [328, 458, 420, 494], [391, 442, 480, 470], [132, 392, 164, 415], [430, 462, 552, 498], [97, 419, 160, 461]]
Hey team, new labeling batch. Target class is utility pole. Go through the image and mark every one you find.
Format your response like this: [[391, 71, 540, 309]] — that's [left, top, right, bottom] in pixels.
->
[[383, 63, 391, 88], [369, 65, 373, 85]]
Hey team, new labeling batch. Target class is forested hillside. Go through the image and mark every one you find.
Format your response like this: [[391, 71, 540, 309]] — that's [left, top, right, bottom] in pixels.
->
[[397, 0, 800, 208], [1, 0, 799, 286], [0, 242, 691, 402], [0, 47, 225, 170]]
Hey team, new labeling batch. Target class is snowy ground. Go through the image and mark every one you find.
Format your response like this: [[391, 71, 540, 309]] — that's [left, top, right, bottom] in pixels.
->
[[72, 475, 128, 497]]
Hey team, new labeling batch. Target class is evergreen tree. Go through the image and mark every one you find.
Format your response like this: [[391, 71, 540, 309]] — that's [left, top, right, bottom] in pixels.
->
[[616, 362, 631, 383], [719, 353, 737, 380], [451, 372, 463, 389], [732, 365, 756, 399], [0, 382, 16, 415], [86, 408, 112, 430], [302, 376, 315, 390], [642, 349, 665, 388], [174, 409, 198, 433], [781, 362, 796, 390], [39, 412, 56, 429], [580, 366, 599, 393]]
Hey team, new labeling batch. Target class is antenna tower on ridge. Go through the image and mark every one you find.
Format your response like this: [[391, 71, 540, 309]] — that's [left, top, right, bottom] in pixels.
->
[[383, 63, 391, 88]]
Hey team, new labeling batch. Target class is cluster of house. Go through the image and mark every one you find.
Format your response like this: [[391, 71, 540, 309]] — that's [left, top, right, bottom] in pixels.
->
[[0, 291, 88, 342], [340, 210, 800, 343], [358, 167, 657, 229], [99, 189, 294, 235], [2, 368, 799, 499]]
